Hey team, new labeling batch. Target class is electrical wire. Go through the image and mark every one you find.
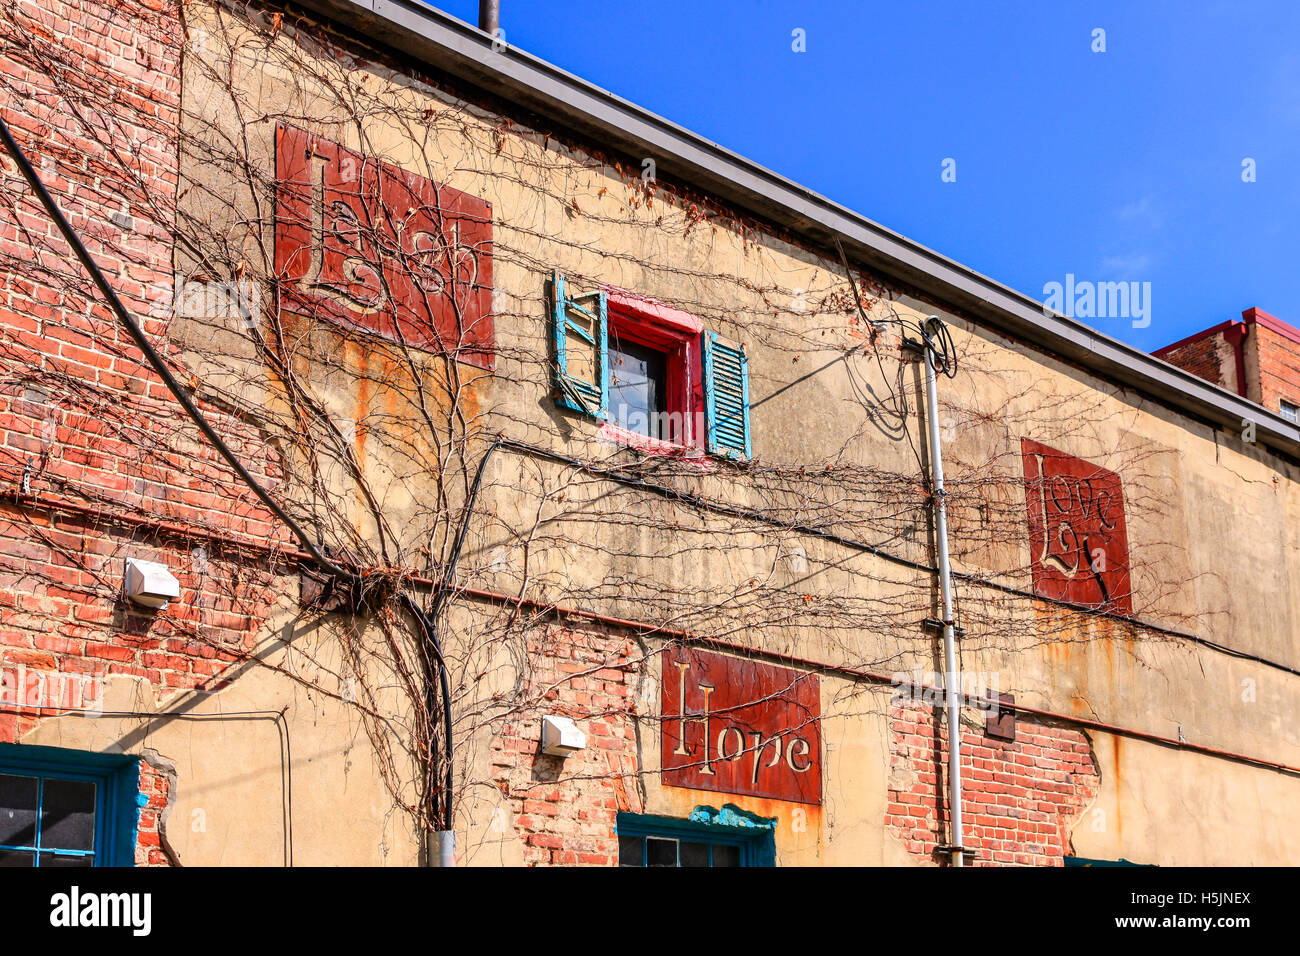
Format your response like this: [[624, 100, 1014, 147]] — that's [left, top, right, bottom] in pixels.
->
[[493, 437, 1300, 679], [0, 114, 359, 590]]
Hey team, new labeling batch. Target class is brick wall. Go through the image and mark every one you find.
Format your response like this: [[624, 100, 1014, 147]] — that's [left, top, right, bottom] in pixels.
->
[[489, 624, 641, 866], [0, 0, 292, 867], [1157, 308, 1300, 414], [1250, 317, 1300, 416], [135, 754, 174, 866], [886, 700, 1100, 866], [1157, 332, 1233, 392]]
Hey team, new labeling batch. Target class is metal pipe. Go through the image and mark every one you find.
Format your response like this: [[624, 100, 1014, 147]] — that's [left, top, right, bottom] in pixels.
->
[[478, 0, 499, 36], [431, 830, 456, 867], [922, 319, 965, 866]]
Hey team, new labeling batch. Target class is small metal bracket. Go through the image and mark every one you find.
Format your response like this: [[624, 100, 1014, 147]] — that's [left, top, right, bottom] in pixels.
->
[[934, 844, 980, 861], [922, 617, 966, 639]]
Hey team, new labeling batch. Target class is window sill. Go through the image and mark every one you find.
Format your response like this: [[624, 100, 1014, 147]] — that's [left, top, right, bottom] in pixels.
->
[[598, 423, 713, 468]]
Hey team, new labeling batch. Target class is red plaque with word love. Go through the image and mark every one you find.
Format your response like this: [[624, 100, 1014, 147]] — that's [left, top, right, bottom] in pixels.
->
[[274, 125, 494, 368], [1021, 439, 1133, 616], [661, 648, 821, 805]]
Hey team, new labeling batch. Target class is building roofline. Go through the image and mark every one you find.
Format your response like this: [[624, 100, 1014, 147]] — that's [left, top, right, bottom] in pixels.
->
[[293, 0, 1300, 462], [1152, 318, 1245, 358], [1155, 308, 1300, 358], [1243, 307, 1300, 348]]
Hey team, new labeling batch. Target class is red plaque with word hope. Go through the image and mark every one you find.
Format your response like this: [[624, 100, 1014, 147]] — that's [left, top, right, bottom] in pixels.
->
[[661, 648, 821, 805], [1021, 439, 1133, 616], [274, 125, 494, 368]]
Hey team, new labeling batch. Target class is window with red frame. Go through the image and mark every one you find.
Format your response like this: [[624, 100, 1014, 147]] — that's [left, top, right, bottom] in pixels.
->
[[550, 272, 750, 458]]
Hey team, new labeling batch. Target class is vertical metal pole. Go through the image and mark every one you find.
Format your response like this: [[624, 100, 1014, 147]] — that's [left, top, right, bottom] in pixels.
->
[[923, 335, 965, 866], [431, 830, 457, 867], [479, 0, 500, 36]]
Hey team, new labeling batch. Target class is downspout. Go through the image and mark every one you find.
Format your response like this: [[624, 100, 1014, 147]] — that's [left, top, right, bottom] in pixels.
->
[[919, 317, 967, 866], [1224, 320, 1249, 399], [408, 433, 504, 867], [479, 0, 499, 36]]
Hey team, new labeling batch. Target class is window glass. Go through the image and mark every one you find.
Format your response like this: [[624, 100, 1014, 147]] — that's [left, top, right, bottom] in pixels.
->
[[678, 841, 710, 867], [41, 779, 96, 852], [0, 770, 100, 865], [711, 844, 741, 867], [609, 337, 668, 439], [0, 774, 38, 848], [1280, 399, 1299, 423], [645, 837, 678, 867], [617, 834, 644, 866]]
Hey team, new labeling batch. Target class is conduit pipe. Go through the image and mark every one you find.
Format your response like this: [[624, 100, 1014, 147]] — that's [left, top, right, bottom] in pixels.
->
[[920, 316, 967, 866]]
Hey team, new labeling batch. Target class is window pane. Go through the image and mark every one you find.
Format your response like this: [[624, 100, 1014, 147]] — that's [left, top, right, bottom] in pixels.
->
[[41, 779, 96, 851], [711, 844, 741, 867], [40, 852, 94, 868], [618, 835, 644, 867], [679, 841, 710, 867], [0, 849, 35, 867], [646, 837, 678, 867], [0, 774, 38, 848], [609, 338, 667, 439]]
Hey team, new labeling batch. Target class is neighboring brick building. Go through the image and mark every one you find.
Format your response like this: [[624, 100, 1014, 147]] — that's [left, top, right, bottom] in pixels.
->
[[0, 0, 1298, 868], [1156, 307, 1300, 423]]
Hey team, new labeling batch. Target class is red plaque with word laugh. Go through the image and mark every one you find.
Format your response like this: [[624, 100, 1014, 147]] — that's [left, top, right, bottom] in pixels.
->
[[274, 124, 494, 368]]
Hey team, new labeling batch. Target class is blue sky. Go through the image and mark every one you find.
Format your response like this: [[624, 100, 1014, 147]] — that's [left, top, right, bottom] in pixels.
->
[[429, 1, 1300, 352]]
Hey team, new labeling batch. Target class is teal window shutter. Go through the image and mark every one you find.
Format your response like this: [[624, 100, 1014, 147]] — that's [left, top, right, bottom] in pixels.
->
[[702, 331, 751, 458], [551, 270, 607, 419]]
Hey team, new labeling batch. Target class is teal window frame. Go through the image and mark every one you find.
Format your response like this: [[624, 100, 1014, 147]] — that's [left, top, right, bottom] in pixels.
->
[[549, 274, 753, 459], [0, 744, 141, 867], [551, 271, 609, 419], [1063, 855, 1154, 867], [615, 811, 775, 867]]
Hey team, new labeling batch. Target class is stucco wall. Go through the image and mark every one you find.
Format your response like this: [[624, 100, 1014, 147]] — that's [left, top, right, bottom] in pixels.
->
[[3, 0, 1297, 866]]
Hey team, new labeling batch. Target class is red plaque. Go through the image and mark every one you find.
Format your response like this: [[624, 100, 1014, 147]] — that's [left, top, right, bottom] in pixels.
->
[[1021, 439, 1133, 616], [661, 648, 821, 805], [274, 125, 494, 368]]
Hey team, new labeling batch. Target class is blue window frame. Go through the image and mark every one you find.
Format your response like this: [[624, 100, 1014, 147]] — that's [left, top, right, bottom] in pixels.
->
[[551, 270, 609, 419], [616, 811, 775, 867], [1063, 856, 1154, 867], [0, 744, 141, 867], [701, 332, 751, 459], [550, 273, 752, 458]]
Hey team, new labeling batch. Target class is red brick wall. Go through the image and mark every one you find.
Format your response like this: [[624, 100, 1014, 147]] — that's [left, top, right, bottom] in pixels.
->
[[489, 625, 641, 866], [1252, 322, 1300, 417], [1157, 309, 1300, 414], [1157, 332, 1233, 392], [135, 755, 174, 866], [886, 700, 1100, 866], [0, 0, 290, 867]]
